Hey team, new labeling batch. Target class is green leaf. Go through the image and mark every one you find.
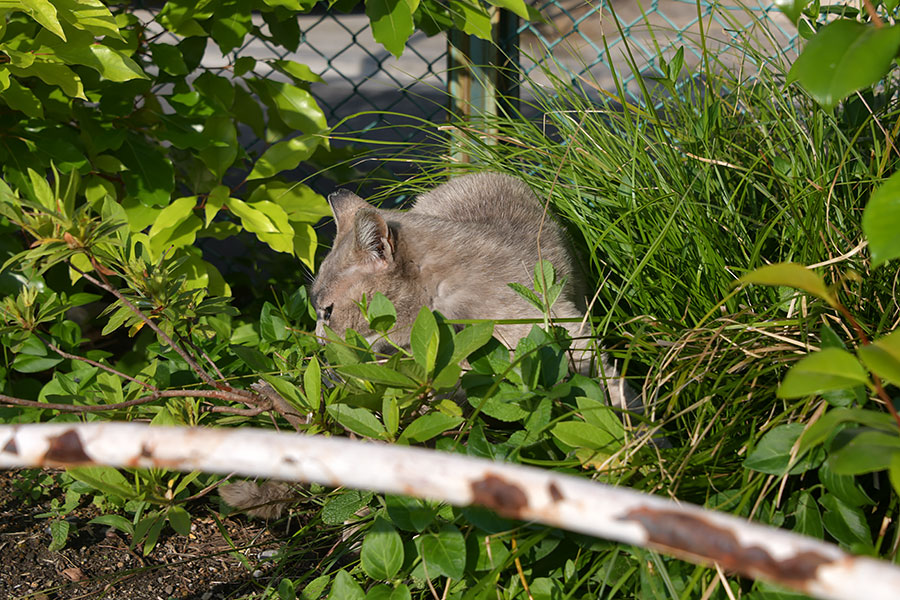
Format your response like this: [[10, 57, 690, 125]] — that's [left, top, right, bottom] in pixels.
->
[[211, 0, 253, 54], [336, 362, 419, 388], [150, 43, 189, 76], [167, 505, 191, 536], [304, 356, 322, 409], [204, 185, 228, 226], [2, 78, 44, 118], [327, 404, 388, 439], [55, 0, 121, 39], [328, 570, 365, 600], [450, 321, 494, 364], [890, 453, 900, 497], [550, 420, 620, 451], [508, 282, 544, 312], [828, 430, 900, 475], [366, 584, 411, 600], [419, 525, 466, 580], [397, 412, 463, 444], [366, 0, 416, 58], [231, 344, 274, 372], [367, 292, 397, 333], [260, 302, 289, 341], [863, 170, 900, 267], [12, 354, 63, 373], [140, 513, 166, 555], [799, 407, 898, 456], [68, 466, 136, 500], [226, 197, 294, 253], [322, 490, 373, 525], [148, 203, 202, 257], [49, 519, 70, 552], [88, 514, 135, 535], [119, 135, 175, 207], [361, 517, 404, 580], [410, 306, 439, 374], [23, 0, 66, 40], [820, 462, 874, 507], [10, 61, 85, 99], [858, 329, 900, 386], [199, 116, 238, 180], [249, 180, 331, 223], [775, 0, 806, 25], [787, 20, 900, 110], [449, 0, 492, 39], [744, 423, 824, 475], [269, 59, 324, 83], [302, 575, 331, 600], [260, 80, 328, 136], [73, 44, 147, 82], [777, 348, 869, 398], [485, 0, 529, 19], [384, 495, 437, 532], [739, 262, 837, 307], [820, 493, 873, 549], [248, 136, 321, 180], [149, 196, 197, 239], [790, 491, 823, 539]]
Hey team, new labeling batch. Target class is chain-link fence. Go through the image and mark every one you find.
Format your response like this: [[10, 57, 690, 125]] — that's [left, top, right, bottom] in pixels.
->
[[139, 2, 801, 192]]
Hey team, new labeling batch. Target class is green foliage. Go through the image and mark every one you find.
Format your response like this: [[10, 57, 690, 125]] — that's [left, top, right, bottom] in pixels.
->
[[3, 1, 900, 598]]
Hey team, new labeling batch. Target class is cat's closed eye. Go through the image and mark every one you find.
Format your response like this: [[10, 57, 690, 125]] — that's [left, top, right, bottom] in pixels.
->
[[319, 304, 333, 322]]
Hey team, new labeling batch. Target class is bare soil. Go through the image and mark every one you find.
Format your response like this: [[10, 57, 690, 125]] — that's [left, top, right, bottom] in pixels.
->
[[0, 470, 303, 600]]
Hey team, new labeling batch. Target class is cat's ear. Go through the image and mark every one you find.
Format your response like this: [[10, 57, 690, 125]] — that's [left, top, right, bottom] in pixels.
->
[[328, 189, 370, 235], [354, 208, 394, 266]]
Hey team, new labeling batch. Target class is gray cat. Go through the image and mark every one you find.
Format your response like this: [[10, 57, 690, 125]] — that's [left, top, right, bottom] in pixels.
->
[[312, 172, 586, 351], [221, 172, 635, 518]]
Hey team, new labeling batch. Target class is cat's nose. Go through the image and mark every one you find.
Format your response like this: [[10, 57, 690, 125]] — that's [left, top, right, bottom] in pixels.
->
[[315, 320, 326, 344], [328, 189, 355, 202]]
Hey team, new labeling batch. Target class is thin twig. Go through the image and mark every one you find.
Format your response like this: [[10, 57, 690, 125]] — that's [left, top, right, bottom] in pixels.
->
[[250, 381, 306, 430], [203, 405, 268, 417], [0, 389, 263, 414], [181, 332, 227, 381], [863, 0, 884, 28], [39, 335, 157, 391], [0, 393, 160, 412]]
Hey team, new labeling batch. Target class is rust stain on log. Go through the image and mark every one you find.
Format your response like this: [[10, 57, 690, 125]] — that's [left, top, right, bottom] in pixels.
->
[[471, 473, 528, 519], [623, 507, 834, 586], [548, 482, 564, 502], [3, 437, 18, 455], [44, 430, 93, 465]]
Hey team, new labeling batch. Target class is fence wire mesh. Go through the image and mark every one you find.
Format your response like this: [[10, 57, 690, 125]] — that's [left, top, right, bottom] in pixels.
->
[[135, 1, 801, 191]]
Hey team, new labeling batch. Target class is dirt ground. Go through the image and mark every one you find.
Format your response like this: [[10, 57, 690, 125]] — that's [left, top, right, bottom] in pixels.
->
[[0, 470, 301, 600]]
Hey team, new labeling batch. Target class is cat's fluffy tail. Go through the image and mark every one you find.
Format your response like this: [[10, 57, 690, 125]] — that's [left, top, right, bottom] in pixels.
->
[[219, 480, 294, 519]]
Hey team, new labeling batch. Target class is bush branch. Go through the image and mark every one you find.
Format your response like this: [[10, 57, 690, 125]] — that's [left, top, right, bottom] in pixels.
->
[[72, 265, 221, 390]]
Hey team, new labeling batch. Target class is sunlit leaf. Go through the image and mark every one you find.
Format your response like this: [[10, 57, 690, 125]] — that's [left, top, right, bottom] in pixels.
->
[[778, 348, 869, 398], [739, 262, 837, 307], [787, 20, 900, 110]]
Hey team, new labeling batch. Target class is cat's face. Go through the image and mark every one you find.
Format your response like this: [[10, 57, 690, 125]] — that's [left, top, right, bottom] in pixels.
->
[[310, 190, 423, 351]]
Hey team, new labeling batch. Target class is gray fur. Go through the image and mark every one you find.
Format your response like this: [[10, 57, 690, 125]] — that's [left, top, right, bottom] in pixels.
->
[[311, 172, 589, 351]]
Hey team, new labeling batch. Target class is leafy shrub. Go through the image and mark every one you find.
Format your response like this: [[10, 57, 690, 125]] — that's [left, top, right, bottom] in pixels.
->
[[2, 0, 900, 598]]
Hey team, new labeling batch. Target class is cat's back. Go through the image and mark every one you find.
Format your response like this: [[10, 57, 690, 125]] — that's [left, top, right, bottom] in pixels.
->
[[410, 172, 547, 228]]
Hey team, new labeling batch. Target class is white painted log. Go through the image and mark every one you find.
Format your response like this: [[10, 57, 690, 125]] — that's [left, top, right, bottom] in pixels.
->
[[1, 422, 897, 600]]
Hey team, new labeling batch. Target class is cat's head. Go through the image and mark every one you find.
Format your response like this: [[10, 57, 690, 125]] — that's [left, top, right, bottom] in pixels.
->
[[310, 189, 424, 351]]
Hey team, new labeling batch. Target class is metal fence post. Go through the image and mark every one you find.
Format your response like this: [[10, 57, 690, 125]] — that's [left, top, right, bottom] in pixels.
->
[[447, 7, 520, 161]]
